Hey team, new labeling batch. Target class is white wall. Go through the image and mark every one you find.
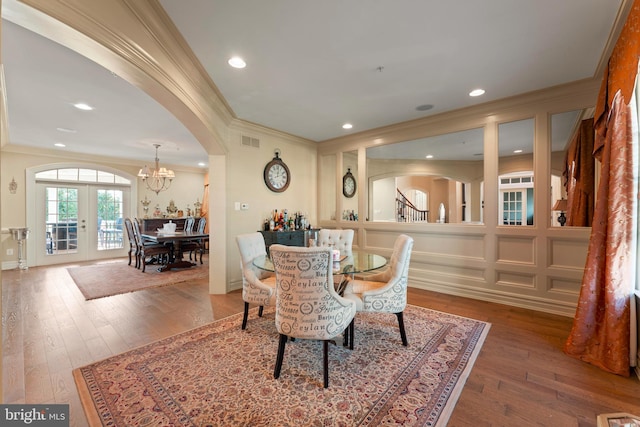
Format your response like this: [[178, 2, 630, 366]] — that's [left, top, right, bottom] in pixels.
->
[[223, 121, 317, 291]]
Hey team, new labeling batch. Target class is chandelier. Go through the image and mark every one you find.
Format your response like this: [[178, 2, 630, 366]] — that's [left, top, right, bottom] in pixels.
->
[[138, 144, 175, 195]]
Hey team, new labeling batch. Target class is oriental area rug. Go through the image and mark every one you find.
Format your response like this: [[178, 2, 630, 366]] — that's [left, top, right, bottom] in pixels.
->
[[74, 305, 490, 426], [67, 258, 208, 300]]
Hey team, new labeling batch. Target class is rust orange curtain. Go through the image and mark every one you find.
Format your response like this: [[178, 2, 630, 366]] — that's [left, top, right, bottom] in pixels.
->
[[564, 0, 640, 376], [564, 118, 595, 226], [201, 173, 209, 233]]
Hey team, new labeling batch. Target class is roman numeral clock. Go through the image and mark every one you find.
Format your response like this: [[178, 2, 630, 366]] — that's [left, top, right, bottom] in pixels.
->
[[264, 151, 291, 192]]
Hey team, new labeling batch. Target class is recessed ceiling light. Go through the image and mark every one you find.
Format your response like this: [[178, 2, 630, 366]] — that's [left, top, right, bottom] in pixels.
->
[[228, 56, 246, 68], [513, 149, 523, 153], [416, 104, 433, 111], [469, 89, 485, 97], [73, 102, 93, 110], [425, 154, 434, 159], [56, 127, 77, 133], [198, 162, 206, 167], [54, 143, 66, 147], [342, 123, 353, 129]]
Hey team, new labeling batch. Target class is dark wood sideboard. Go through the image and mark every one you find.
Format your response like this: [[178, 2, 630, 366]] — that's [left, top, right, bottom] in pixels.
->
[[140, 218, 189, 232], [260, 229, 319, 254]]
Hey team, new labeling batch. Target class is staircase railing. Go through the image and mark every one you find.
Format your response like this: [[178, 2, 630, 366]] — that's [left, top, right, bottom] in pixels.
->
[[396, 189, 428, 222]]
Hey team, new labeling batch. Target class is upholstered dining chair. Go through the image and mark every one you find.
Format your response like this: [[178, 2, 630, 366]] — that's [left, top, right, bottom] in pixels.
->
[[123, 218, 139, 267], [342, 234, 414, 347], [316, 228, 354, 255], [270, 245, 356, 388], [235, 232, 276, 330], [316, 228, 355, 293], [132, 218, 172, 272]]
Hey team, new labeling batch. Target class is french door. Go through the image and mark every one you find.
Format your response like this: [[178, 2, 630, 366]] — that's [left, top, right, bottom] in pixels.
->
[[35, 183, 129, 265], [500, 190, 526, 226]]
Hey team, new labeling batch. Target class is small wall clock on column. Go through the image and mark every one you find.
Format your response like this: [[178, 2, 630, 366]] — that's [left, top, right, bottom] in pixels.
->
[[343, 168, 356, 198], [264, 150, 291, 192]]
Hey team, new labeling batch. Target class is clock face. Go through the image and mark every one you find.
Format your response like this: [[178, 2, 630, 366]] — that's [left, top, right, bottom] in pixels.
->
[[264, 157, 291, 192], [268, 164, 288, 189], [343, 172, 356, 198]]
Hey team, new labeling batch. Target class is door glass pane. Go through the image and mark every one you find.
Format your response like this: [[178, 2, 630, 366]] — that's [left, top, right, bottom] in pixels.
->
[[501, 190, 525, 225], [97, 189, 124, 250], [45, 187, 78, 254]]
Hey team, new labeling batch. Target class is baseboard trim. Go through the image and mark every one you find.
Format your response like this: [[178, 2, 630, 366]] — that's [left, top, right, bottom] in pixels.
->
[[2, 261, 18, 271], [409, 279, 577, 318]]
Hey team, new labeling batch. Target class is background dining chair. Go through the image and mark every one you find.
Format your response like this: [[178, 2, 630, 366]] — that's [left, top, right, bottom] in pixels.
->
[[270, 245, 356, 388], [235, 232, 276, 330], [132, 218, 172, 272], [316, 229, 354, 255], [184, 216, 195, 232], [316, 228, 355, 293], [183, 217, 207, 263], [123, 218, 139, 267], [342, 234, 414, 346]]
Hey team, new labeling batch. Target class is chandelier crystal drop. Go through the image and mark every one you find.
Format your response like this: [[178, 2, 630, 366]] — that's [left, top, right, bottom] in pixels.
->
[[138, 144, 175, 195]]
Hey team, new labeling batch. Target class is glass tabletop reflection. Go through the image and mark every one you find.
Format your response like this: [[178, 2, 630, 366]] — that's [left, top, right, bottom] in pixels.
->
[[252, 250, 387, 275]]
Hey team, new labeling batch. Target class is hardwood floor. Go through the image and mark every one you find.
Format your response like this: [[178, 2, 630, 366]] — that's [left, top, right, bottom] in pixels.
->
[[3, 259, 640, 426]]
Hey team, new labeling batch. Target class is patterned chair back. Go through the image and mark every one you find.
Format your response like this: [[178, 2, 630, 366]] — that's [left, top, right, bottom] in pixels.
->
[[270, 245, 356, 340]]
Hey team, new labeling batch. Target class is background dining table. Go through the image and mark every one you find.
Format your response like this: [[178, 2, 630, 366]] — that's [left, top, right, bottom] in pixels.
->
[[141, 230, 209, 272]]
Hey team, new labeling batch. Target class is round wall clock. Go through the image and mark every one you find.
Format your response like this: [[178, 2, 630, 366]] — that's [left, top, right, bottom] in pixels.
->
[[343, 168, 356, 198], [263, 152, 291, 192]]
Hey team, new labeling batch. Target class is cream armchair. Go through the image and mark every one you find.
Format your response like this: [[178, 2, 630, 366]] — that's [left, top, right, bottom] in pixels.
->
[[270, 244, 356, 388], [235, 232, 276, 330], [343, 234, 414, 346], [316, 228, 354, 255]]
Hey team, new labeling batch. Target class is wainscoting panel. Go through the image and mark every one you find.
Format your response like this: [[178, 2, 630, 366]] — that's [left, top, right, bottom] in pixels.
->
[[352, 224, 590, 317], [496, 235, 535, 264], [496, 270, 536, 289], [364, 228, 485, 258], [548, 237, 590, 269], [416, 260, 486, 280], [413, 232, 485, 258], [546, 275, 582, 295]]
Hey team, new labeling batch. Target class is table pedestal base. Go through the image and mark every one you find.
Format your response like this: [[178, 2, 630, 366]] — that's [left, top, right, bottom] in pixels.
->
[[157, 260, 197, 272]]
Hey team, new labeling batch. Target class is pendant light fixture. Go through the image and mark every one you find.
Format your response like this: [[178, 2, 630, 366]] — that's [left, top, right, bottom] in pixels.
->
[[138, 144, 175, 195]]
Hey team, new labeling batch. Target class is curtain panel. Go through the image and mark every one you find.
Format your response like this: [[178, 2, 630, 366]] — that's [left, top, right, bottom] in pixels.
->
[[564, 0, 640, 376], [564, 92, 635, 376], [564, 118, 595, 227]]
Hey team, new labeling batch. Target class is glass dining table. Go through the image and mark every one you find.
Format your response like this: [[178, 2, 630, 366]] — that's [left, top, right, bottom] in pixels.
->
[[252, 250, 387, 276]]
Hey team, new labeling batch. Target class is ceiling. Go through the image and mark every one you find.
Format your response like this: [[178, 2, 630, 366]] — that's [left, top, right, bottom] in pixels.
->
[[0, 1, 626, 167]]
